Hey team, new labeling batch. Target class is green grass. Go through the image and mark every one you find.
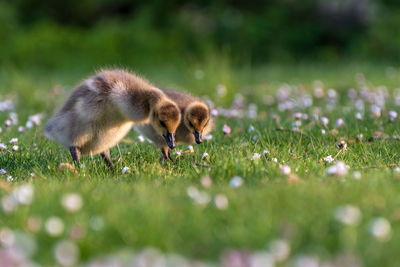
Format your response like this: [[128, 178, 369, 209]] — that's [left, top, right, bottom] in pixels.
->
[[1, 61, 400, 266]]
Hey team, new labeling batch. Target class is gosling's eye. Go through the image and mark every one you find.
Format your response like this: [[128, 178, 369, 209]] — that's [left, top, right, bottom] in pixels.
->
[[189, 121, 194, 128], [159, 120, 166, 127]]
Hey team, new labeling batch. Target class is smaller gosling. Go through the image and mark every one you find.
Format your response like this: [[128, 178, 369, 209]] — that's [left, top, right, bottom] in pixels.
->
[[135, 89, 214, 161], [44, 69, 181, 169]]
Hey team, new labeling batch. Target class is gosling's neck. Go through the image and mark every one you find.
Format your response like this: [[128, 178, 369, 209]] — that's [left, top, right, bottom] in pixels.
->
[[146, 87, 165, 108]]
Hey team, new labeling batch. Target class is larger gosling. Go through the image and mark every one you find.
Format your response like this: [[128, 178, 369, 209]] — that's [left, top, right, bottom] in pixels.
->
[[44, 69, 181, 169], [136, 89, 214, 161]]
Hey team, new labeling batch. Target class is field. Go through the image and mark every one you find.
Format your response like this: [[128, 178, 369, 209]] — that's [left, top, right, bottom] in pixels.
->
[[1, 61, 400, 266]]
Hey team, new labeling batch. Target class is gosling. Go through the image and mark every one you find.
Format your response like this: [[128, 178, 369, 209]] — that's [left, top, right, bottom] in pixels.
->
[[44, 69, 181, 169], [135, 89, 214, 161]]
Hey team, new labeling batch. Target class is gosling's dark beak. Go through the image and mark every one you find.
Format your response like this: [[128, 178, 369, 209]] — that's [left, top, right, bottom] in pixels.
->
[[163, 133, 176, 149], [194, 131, 202, 144]]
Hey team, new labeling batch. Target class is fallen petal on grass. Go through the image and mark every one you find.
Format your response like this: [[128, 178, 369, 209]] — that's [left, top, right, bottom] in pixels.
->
[[58, 163, 77, 174], [121, 166, 130, 174], [287, 174, 301, 183]]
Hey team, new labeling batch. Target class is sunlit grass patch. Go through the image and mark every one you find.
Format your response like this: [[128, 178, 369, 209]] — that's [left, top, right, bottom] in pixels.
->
[[1, 63, 400, 266]]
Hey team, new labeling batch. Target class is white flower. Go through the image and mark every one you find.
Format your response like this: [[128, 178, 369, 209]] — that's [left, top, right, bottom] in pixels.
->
[[251, 153, 261, 161], [26, 120, 34, 129], [355, 99, 364, 111], [187, 186, 199, 199], [348, 88, 357, 99], [122, 166, 130, 174], [222, 125, 231, 134], [269, 239, 291, 262], [175, 150, 182, 156], [334, 205, 361, 226], [250, 252, 274, 267], [293, 255, 319, 267], [321, 117, 329, 126], [293, 112, 302, 120], [321, 129, 326, 135], [336, 118, 344, 127], [7, 176, 13, 182], [0, 99, 14, 111], [4, 119, 12, 127], [271, 158, 278, 163], [371, 105, 381, 118], [263, 150, 269, 156], [355, 112, 363, 120], [54, 240, 79, 266], [248, 104, 257, 119], [0, 169, 6, 175], [201, 152, 209, 160], [214, 194, 228, 210], [187, 186, 210, 205], [9, 138, 18, 145], [61, 193, 83, 213], [12, 145, 18, 151], [327, 88, 337, 99], [389, 110, 397, 121], [280, 165, 291, 175], [369, 217, 391, 241], [314, 86, 324, 98], [326, 161, 349, 176], [18, 126, 24, 133], [0, 228, 15, 246], [187, 145, 194, 153], [137, 135, 145, 142], [14, 184, 34, 205], [27, 113, 43, 126], [45, 217, 64, 236], [194, 191, 210, 205], [229, 176, 243, 188], [2, 195, 18, 213], [353, 171, 362, 180], [9, 112, 18, 125], [203, 134, 213, 140], [201, 176, 212, 188], [323, 155, 334, 163], [248, 125, 255, 133]]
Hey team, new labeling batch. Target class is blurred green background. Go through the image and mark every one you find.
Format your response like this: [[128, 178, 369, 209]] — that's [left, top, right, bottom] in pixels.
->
[[2, 2, 400, 265], [0, 0, 399, 72]]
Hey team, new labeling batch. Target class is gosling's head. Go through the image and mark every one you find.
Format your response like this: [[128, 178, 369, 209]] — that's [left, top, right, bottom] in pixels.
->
[[184, 102, 210, 144], [151, 100, 181, 149]]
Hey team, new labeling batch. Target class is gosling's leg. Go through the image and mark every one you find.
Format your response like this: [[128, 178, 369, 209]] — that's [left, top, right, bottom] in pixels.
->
[[159, 147, 171, 162], [100, 150, 114, 170], [69, 146, 81, 168]]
